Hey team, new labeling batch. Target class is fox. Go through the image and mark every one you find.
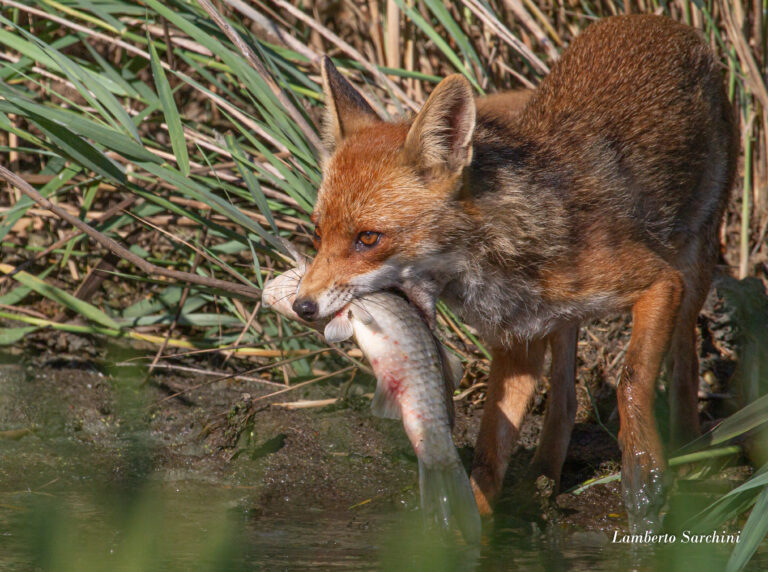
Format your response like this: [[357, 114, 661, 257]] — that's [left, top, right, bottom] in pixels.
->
[[292, 14, 737, 532]]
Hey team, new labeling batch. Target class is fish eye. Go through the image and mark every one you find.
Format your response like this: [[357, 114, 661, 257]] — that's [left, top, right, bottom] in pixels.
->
[[356, 231, 381, 249]]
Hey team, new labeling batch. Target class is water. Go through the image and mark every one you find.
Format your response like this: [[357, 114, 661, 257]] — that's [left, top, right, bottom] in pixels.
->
[[4, 484, 762, 571], [2, 449, 764, 570]]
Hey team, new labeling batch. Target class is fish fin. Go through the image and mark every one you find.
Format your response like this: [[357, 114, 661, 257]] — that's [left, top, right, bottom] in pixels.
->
[[418, 459, 482, 545], [370, 381, 401, 419], [436, 341, 462, 427], [324, 312, 354, 343], [349, 301, 374, 325], [439, 344, 464, 389]]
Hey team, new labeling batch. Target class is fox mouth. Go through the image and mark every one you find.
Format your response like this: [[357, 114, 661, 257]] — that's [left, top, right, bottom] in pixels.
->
[[385, 287, 430, 321], [391, 284, 437, 329]]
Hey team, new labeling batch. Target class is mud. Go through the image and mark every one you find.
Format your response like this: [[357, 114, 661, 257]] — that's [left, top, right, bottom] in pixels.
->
[[2, 338, 617, 512], [0, 345, 714, 530]]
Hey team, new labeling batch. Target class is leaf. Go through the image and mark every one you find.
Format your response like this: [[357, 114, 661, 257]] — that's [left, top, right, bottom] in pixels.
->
[[41, 38, 140, 140], [0, 264, 120, 330], [676, 393, 768, 455], [0, 161, 80, 242], [0, 326, 39, 345], [226, 134, 278, 234], [722, 463, 768, 497], [7, 104, 126, 183], [120, 313, 243, 328], [140, 162, 284, 251], [0, 96, 160, 164], [392, 0, 481, 91], [685, 463, 768, 532], [423, 0, 485, 85], [0, 15, 138, 138], [148, 33, 190, 177], [122, 287, 208, 319], [726, 486, 768, 572]]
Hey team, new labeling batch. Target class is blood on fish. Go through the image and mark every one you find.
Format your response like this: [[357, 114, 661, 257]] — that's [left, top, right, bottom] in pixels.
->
[[383, 374, 404, 397]]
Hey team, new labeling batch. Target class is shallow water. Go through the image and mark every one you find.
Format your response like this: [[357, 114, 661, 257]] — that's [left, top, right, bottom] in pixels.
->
[[1, 359, 766, 570], [3, 445, 765, 571], [3, 481, 764, 571]]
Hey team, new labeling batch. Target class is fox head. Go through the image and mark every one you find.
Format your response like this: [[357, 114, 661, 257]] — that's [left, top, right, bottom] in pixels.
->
[[292, 57, 476, 323]]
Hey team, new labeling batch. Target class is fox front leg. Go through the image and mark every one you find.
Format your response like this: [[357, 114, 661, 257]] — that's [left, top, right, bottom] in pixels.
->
[[470, 341, 547, 515], [528, 324, 579, 492]]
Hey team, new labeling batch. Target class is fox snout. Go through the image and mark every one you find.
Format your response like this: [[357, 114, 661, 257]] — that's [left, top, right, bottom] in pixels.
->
[[290, 255, 346, 320], [292, 297, 319, 321], [291, 251, 403, 321]]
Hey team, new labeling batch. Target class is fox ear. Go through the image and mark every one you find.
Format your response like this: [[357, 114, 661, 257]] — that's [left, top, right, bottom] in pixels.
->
[[321, 56, 379, 150], [404, 74, 476, 176]]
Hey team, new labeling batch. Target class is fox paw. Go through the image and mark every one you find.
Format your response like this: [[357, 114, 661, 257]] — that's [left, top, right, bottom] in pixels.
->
[[621, 459, 667, 533]]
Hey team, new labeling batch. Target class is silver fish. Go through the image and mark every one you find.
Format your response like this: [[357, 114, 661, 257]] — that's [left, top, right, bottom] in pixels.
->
[[262, 249, 481, 543]]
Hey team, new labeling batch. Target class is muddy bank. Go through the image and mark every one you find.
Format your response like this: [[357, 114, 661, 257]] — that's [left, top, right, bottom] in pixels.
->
[[0, 344, 692, 535], [0, 353, 757, 570], [0, 341, 623, 530]]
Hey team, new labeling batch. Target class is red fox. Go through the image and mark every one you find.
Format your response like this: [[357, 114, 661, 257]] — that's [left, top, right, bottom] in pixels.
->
[[293, 15, 737, 532]]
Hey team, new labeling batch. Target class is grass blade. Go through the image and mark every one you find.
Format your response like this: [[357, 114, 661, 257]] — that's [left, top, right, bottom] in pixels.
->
[[226, 134, 278, 234], [0, 264, 120, 330], [726, 486, 768, 572], [676, 393, 768, 454], [0, 326, 39, 345], [148, 30, 190, 177]]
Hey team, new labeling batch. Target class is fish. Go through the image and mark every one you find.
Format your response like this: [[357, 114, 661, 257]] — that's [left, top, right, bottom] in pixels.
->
[[262, 246, 481, 544]]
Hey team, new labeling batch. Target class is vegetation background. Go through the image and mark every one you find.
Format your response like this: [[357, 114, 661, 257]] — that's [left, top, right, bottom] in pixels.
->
[[0, 0, 767, 570]]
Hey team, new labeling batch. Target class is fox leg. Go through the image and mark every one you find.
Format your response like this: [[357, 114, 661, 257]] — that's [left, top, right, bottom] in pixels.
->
[[667, 298, 704, 449], [470, 340, 547, 515], [618, 271, 683, 532], [667, 235, 718, 448], [529, 324, 579, 491]]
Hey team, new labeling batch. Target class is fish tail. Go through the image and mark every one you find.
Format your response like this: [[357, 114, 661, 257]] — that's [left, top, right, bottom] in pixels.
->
[[418, 459, 481, 545]]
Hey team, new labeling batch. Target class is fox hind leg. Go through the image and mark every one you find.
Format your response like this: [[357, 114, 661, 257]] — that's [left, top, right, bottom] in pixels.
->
[[529, 324, 579, 492], [667, 314, 701, 449], [667, 233, 719, 449]]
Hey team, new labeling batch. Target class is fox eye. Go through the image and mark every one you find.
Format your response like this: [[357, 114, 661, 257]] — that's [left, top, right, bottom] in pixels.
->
[[356, 231, 381, 249], [312, 226, 321, 246]]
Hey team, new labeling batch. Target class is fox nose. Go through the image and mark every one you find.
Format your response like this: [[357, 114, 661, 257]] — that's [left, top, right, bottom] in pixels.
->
[[293, 297, 319, 321]]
